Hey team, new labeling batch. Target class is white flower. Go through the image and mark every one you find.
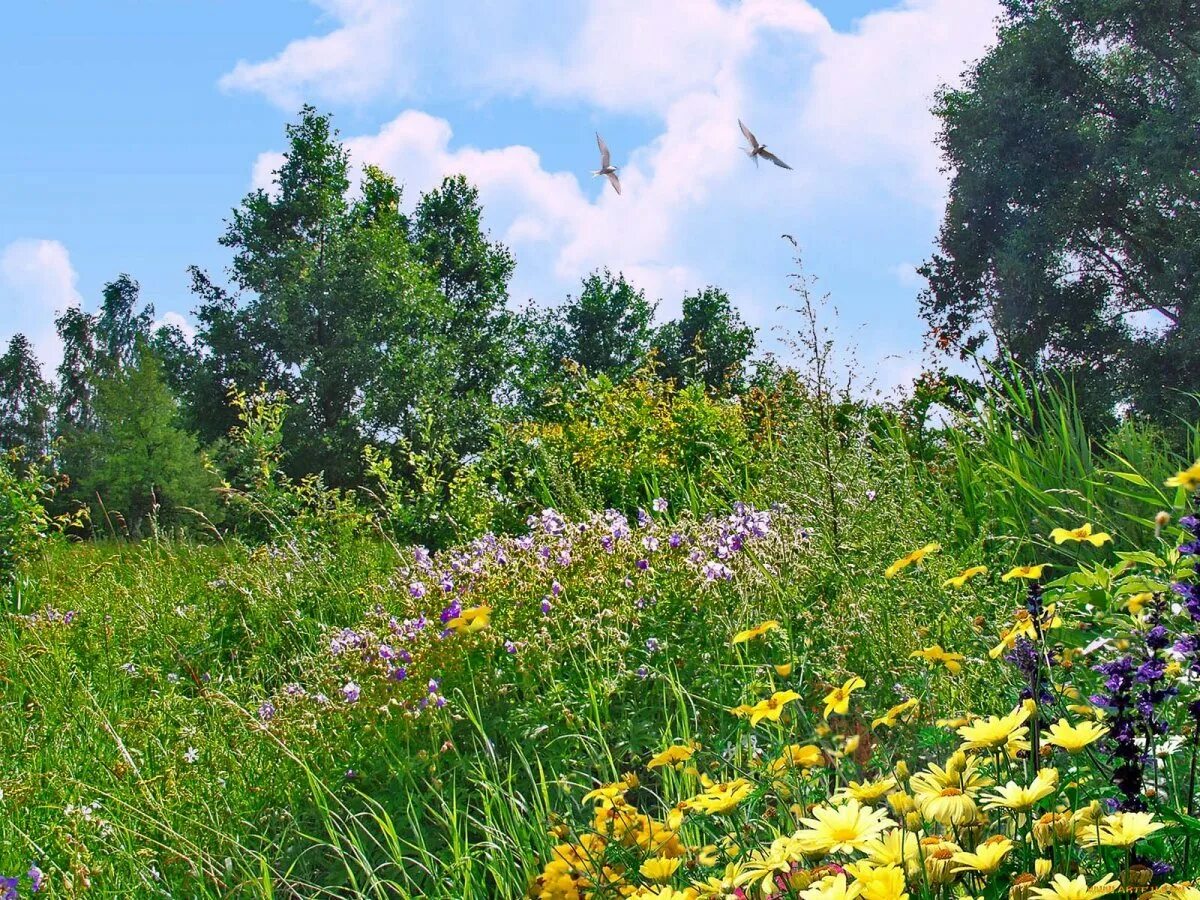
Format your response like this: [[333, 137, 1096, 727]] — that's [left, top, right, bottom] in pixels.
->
[[184, 747, 199, 764]]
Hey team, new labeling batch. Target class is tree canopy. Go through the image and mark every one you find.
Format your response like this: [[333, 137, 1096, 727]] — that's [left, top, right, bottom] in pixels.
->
[[920, 0, 1200, 423]]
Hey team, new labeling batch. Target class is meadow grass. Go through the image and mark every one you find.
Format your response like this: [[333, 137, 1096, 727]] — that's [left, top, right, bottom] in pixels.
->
[[3, 388, 1200, 897]]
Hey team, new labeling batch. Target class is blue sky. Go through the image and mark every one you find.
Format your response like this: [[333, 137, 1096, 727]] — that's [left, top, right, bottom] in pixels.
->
[[0, 0, 1000, 392]]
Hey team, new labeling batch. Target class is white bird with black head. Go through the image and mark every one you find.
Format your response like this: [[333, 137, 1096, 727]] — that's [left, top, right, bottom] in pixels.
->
[[739, 119, 792, 170], [592, 132, 621, 194]]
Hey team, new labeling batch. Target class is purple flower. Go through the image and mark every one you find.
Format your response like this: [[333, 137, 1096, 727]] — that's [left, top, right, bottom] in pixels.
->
[[1, 876, 17, 900], [551, 580, 563, 596], [409, 581, 427, 599], [636, 559, 649, 571], [379, 644, 397, 660], [541, 598, 552, 615], [866, 490, 877, 502], [636, 666, 649, 679], [427, 678, 440, 693], [653, 497, 669, 513], [504, 640, 518, 654], [258, 701, 276, 722], [28, 865, 43, 894], [435, 694, 448, 708], [440, 600, 462, 623], [637, 508, 651, 528], [669, 533, 683, 548], [645, 638, 660, 654], [642, 535, 659, 552], [702, 560, 732, 581], [341, 681, 361, 704], [390, 666, 407, 682]]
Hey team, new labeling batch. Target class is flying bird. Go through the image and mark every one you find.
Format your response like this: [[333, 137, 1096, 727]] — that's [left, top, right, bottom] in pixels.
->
[[739, 119, 792, 170], [593, 132, 621, 194]]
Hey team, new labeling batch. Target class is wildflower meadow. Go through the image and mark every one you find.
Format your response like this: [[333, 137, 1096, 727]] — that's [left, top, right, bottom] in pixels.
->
[[6, 362, 1200, 898]]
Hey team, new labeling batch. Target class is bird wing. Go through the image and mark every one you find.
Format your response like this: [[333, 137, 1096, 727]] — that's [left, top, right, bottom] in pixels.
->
[[760, 149, 792, 170], [738, 119, 759, 150], [596, 132, 611, 169], [606, 171, 622, 195]]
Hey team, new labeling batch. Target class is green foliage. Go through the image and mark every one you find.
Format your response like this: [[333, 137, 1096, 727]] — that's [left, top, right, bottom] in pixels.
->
[[507, 368, 758, 517], [217, 386, 369, 545], [0, 450, 59, 589], [80, 347, 218, 535], [535, 269, 657, 386], [193, 108, 518, 488], [921, 0, 1200, 424], [0, 334, 51, 459], [653, 286, 756, 395]]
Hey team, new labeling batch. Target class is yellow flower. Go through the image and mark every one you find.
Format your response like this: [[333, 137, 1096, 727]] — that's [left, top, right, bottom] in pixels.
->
[[951, 835, 1013, 874], [1049, 523, 1112, 547], [989, 606, 1063, 658], [1166, 461, 1200, 491], [680, 776, 754, 815], [1125, 592, 1153, 615], [1003, 563, 1051, 582], [957, 703, 1032, 750], [909, 645, 964, 674], [648, 744, 697, 770], [823, 676, 867, 720], [732, 620, 780, 645], [629, 887, 698, 900], [775, 662, 794, 677], [942, 565, 987, 588], [852, 864, 908, 900], [793, 799, 896, 855], [639, 856, 681, 883], [884, 542, 941, 578], [982, 768, 1059, 813], [909, 752, 991, 797], [1030, 873, 1118, 900], [801, 874, 864, 900], [738, 690, 802, 727], [919, 787, 977, 826], [838, 776, 898, 805], [770, 743, 825, 774], [447, 604, 491, 633], [581, 773, 638, 808], [1044, 718, 1108, 753], [872, 698, 919, 730], [1083, 811, 1165, 848]]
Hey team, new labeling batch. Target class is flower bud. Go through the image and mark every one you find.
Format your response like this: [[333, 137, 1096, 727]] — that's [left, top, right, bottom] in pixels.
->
[[888, 791, 917, 817], [894, 760, 910, 780], [1034, 859, 1052, 881]]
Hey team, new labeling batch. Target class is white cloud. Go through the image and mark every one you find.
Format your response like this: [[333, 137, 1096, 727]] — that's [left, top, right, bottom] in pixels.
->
[[801, 0, 999, 207], [154, 311, 197, 344], [0, 239, 83, 371], [220, 0, 413, 108], [891, 261, 923, 287], [232, 0, 1002, 353]]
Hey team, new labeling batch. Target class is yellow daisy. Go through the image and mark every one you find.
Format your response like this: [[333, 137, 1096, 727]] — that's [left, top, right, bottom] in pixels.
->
[[884, 542, 941, 578], [1166, 461, 1200, 491], [1049, 523, 1112, 547], [1002, 563, 1051, 582], [909, 645, 964, 674], [942, 565, 987, 588], [823, 676, 867, 720], [732, 620, 780, 645]]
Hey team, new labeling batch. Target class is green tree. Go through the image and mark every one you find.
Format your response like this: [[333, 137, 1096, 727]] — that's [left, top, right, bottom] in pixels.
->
[[654, 286, 756, 394], [410, 174, 517, 451], [83, 346, 217, 533], [54, 305, 98, 435], [0, 334, 51, 458], [920, 0, 1200, 424], [95, 274, 154, 372], [543, 269, 657, 382], [193, 107, 472, 485]]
